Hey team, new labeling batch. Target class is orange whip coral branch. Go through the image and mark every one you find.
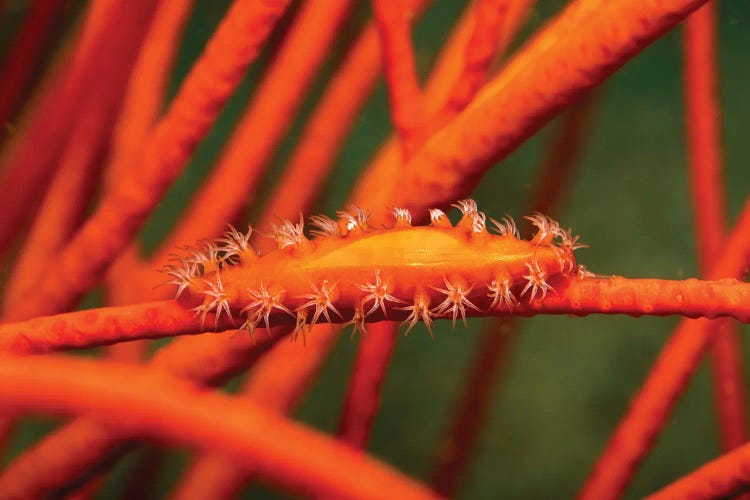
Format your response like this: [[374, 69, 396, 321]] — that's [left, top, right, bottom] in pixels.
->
[[5, 198, 750, 496], [169, 329, 335, 499], [0, 330, 284, 498], [0, 301, 238, 356], [104, 0, 195, 191], [431, 318, 518, 496], [579, 196, 750, 499], [337, 321, 399, 448], [431, 95, 596, 496], [336, 0, 535, 452], [438, 0, 510, 117], [388, 0, 709, 212], [514, 277, 750, 320], [2, 8, 374, 485], [2, 107, 103, 313], [0, 0, 154, 254], [0, 356, 439, 500], [371, 0, 426, 154], [170, 22, 386, 489], [155, 207, 750, 332], [645, 440, 750, 499], [0, 0, 66, 128], [684, 3, 748, 452], [103, 0, 196, 371], [3, 0, 293, 321], [258, 22, 382, 232], [27, 208, 750, 495], [166, 20, 387, 492], [149, 0, 351, 268]]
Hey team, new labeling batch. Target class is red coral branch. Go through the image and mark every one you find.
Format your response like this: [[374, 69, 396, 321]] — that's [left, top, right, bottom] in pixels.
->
[[371, 0, 426, 155], [0, 300, 237, 355], [149, 0, 350, 268], [334, 1, 536, 453], [0, 329, 283, 498], [579, 196, 750, 499], [0, 356, 438, 500], [430, 94, 596, 496], [2, 108, 103, 313], [683, 2, 748, 452], [0, 0, 66, 127], [646, 440, 750, 499], [390, 0, 709, 212], [258, 22, 382, 232], [438, 0, 510, 117], [337, 322, 400, 447], [2, 273, 750, 357], [169, 329, 336, 498], [0, 0, 155, 253], [4, 0, 293, 321], [104, 0, 195, 190]]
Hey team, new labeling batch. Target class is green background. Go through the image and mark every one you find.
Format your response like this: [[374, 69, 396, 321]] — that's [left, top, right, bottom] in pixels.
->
[[4, 1, 750, 498]]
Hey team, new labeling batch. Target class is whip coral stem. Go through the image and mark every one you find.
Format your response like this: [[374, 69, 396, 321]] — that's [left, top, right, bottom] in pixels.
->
[[371, 0, 426, 154], [0, 356, 438, 500], [0, 301, 236, 356], [258, 22, 382, 234], [431, 97, 595, 496], [646, 440, 750, 499], [0, 329, 283, 498], [432, 318, 518, 496], [0, 0, 155, 254], [2, 104, 104, 313], [170, 329, 336, 498], [335, 1, 535, 452], [439, 0, 510, 117], [0, 263, 738, 358], [4, 0, 293, 322], [104, 0, 195, 308], [150, 0, 351, 267], [684, 3, 748, 453], [389, 0, 709, 212], [104, 0, 195, 190], [0, 0, 66, 127], [337, 322, 400, 448], [579, 196, 750, 500], [169, 16, 387, 494]]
